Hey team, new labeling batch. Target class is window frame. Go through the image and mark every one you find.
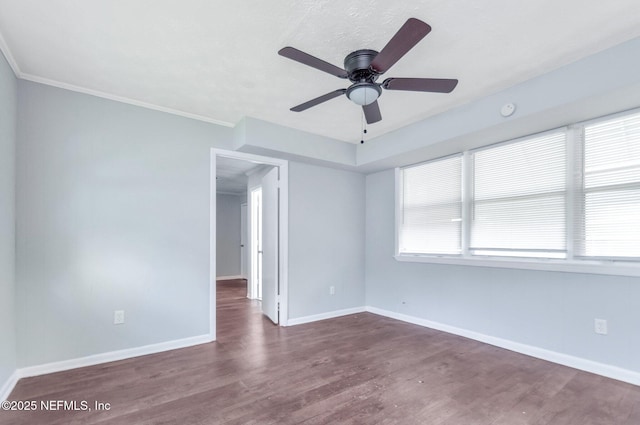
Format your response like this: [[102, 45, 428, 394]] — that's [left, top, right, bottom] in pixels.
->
[[395, 108, 640, 278]]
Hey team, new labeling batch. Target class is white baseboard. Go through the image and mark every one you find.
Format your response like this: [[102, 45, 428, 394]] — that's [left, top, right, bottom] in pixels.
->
[[17, 334, 211, 380], [216, 275, 244, 281], [2, 334, 212, 401], [1, 370, 19, 401], [4, 308, 638, 401], [366, 306, 640, 387], [287, 306, 366, 326]]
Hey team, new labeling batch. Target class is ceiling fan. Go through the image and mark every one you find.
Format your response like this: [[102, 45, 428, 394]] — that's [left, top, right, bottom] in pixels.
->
[[278, 18, 458, 125]]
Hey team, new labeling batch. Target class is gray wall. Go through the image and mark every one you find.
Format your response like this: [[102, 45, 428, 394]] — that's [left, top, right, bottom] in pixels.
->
[[288, 162, 366, 319], [365, 169, 640, 373], [216, 193, 242, 278], [16, 81, 233, 367], [0, 52, 17, 388], [13, 80, 367, 368]]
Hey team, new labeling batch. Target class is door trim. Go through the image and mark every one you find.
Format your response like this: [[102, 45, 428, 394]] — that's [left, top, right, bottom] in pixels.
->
[[210, 149, 289, 341]]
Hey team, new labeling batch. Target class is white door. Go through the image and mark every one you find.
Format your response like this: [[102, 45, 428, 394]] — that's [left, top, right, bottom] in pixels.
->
[[261, 167, 279, 324], [250, 188, 262, 300], [240, 203, 248, 281]]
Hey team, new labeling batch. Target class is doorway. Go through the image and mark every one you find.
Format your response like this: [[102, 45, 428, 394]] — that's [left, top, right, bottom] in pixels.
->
[[210, 149, 289, 341]]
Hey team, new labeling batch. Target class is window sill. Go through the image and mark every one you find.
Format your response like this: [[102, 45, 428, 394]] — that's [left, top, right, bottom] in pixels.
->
[[394, 254, 640, 278]]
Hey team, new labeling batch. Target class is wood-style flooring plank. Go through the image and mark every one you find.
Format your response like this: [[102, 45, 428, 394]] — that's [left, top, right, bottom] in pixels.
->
[[2, 279, 640, 425]]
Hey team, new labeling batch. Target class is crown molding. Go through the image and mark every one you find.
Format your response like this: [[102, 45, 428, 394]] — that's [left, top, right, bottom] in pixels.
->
[[20, 73, 234, 128], [0, 29, 20, 76]]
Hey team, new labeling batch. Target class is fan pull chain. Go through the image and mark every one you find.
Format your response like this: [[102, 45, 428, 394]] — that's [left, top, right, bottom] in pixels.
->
[[361, 110, 366, 144]]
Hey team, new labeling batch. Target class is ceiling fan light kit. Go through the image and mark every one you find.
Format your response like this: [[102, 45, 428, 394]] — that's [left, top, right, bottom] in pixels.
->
[[278, 18, 458, 125], [346, 83, 381, 106]]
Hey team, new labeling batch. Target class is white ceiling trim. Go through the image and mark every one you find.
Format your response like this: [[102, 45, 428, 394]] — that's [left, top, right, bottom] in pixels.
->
[[18, 72, 235, 128], [0, 29, 19, 76]]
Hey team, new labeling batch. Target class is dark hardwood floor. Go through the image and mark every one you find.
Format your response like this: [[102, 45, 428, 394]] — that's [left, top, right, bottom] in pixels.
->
[[3, 279, 640, 424]]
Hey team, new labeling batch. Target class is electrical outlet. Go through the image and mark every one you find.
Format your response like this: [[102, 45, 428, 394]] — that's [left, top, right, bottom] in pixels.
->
[[329, 286, 335, 295], [114, 310, 125, 325], [594, 318, 607, 335]]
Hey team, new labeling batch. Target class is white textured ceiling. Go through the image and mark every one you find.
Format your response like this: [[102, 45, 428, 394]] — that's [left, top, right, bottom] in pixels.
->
[[1, 1, 639, 143]]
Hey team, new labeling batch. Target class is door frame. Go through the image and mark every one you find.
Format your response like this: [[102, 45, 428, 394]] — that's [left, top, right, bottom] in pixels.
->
[[209, 148, 289, 341]]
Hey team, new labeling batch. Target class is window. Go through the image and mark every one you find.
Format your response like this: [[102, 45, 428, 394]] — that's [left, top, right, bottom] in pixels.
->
[[471, 132, 567, 258], [578, 111, 640, 259], [399, 155, 462, 255], [396, 108, 640, 276]]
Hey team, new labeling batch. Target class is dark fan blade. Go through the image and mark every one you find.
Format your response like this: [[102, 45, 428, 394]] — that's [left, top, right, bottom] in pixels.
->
[[279, 47, 348, 79], [382, 78, 458, 93], [370, 18, 431, 74], [362, 101, 382, 124], [290, 89, 346, 112]]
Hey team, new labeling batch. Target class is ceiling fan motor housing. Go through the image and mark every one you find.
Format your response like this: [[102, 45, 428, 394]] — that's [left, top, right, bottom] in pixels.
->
[[344, 49, 380, 83]]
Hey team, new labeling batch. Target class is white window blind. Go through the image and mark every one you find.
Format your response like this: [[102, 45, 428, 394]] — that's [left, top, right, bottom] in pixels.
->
[[399, 155, 462, 255], [471, 132, 567, 258], [579, 111, 640, 258]]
